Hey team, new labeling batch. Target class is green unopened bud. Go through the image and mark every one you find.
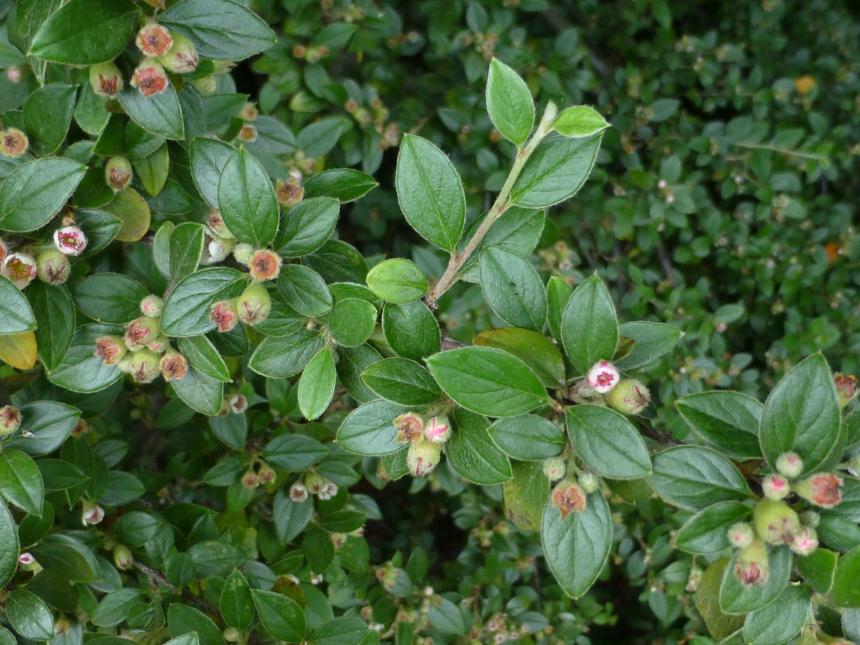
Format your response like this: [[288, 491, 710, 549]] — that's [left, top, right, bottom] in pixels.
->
[[89, 61, 124, 98], [304, 471, 326, 495], [223, 627, 242, 643], [125, 350, 161, 384], [726, 521, 754, 548], [258, 463, 276, 485], [753, 499, 801, 545], [790, 526, 818, 556], [105, 156, 133, 192], [192, 75, 217, 95], [236, 282, 271, 326], [113, 544, 134, 570], [775, 452, 804, 479], [800, 509, 820, 528], [0, 405, 21, 436], [36, 250, 70, 285], [605, 379, 650, 415], [407, 439, 442, 477], [577, 471, 599, 494], [233, 243, 254, 266], [140, 295, 164, 318], [834, 373, 857, 408], [795, 473, 843, 509], [734, 538, 768, 586], [542, 457, 566, 482], [158, 32, 199, 74], [124, 316, 161, 351]]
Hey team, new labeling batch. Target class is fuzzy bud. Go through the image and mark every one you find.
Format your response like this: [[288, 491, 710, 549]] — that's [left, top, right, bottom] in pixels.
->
[[125, 350, 161, 384], [89, 61, 124, 98], [131, 60, 169, 97], [237, 124, 258, 143], [407, 439, 442, 478], [82, 500, 105, 526], [424, 415, 451, 444], [795, 473, 843, 509], [210, 299, 239, 333], [258, 464, 276, 485], [800, 509, 820, 528], [241, 470, 260, 489], [0, 405, 21, 436], [318, 481, 338, 500], [790, 526, 819, 556], [587, 360, 620, 394], [753, 499, 801, 545], [192, 75, 217, 95], [289, 482, 309, 502], [248, 249, 282, 281], [734, 538, 768, 586], [228, 394, 248, 414], [113, 545, 134, 570], [834, 373, 858, 408], [761, 473, 790, 500], [53, 225, 88, 256], [275, 179, 304, 208], [542, 457, 566, 482], [394, 412, 424, 444], [304, 471, 326, 495], [95, 336, 127, 366], [6, 66, 22, 84], [160, 351, 188, 382], [124, 316, 161, 351], [605, 379, 650, 415], [578, 471, 599, 494], [775, 452, 804, 479], [206, 209, 234, 240], [726, 521, 754, 549], [232, 243, 254, 266], [223, 627, 242, 643], [550, 480, 587, 519], [240, 103, 259, 121], [36, 250, 71, 285], [158, 32, 198, 74], [139, 295, 164, 318], [135, 22, 173, 57], [1, 128, 29, 157], [2, 253, 37, 289], [147, 336, 169, 354], [105, 156, 133, 192], [237, 282, 271, 326], [201, 232, 235, 265]]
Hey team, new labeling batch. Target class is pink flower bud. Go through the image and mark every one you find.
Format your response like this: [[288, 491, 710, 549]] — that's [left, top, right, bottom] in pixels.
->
[[248, 249, 282, 282], [550, 480, 587, 519], [233, 243, 254, 266], [228, 394, 248, 414], [424, 415, 451, 444], [275, 179, 304, 208], [105, 156, 133, 192], [210, 299, 239, 333], [206, 209, 234, 240], [795, 473, 843, 509], [394, 412, 424, 444], [131, 60, 169, 97], [753, 499, 801, 545], [834, 373, 858, 408], [734, 538, 768, 586], [289, 482, 309, 502], [761, 473, 790, 500], [2, 253, 37, 289], [1, 128, 29, 157], [135, 22, 173, 57], [88, 61, 123, 98], [237, 124, 258, 143], [6, 66, 22, 84], [124, 317, 161, 351], [318, 481, 338, 500], [775, 452, 804, 479], [113, 545, 134, 570], [53, 225, 88, 256], [237, 282, 271, 326], [18, 552, 35, 566], [158, 32, 198, 74], [726, 521, 754, 549], [36, 250, 70, 285], [82, 500, 105, 526], [407, 439, 442, 477], [0, 405, 21, 435], [790, 526, 818, 556], [95, 336, 127, 365], [542, 457, 566, 481], [240, 103, 259, 121], [587, 360, 620, 394], [241, 470, 260, 489], [125, 350, 161, 384], [578, 471, 599, 494], [139, 295, 164, 318], [160, 351, 188, 381], [605, 378, 650, 415]]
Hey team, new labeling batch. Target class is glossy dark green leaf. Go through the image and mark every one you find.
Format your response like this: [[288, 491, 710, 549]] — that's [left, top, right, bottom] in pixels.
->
[[252, 590, 306, 642], [10, 401, 80, 456], [264, 433, 327, 471], [5, 589, 54, 640], [169, 222, 205, 282], [303, 168, 378, 203], [31, 534, 98, 582], [560, 274, 618, 374], [298, 348, 337, 420], [366, 259, 427, 304], [161, 268, 247, 337], [119, 85, 185, 141], [566, 404, 651, 479], [276, 197, 339, 258], [676, 391, 762, 460], [23, 83, 76, 154], [177, 335, 231, 382], [675, 501, 751, 555], [190, 137, 236, 208], [473, 327, 565, 388], [796, 548, 838, 594], [650, 446, 751, 511], [73, 273, 148, 324], [0, 500, 19, 587], [329, 298, 377, 348], [172, 366, 224, 416], [0, 449, 44, 516], [217, 147, 278, 247], [167, 603, 223, 645], [447, 409, 512, 485], [488, 414, 565, 461], [336, 399, 407, 456], [616, 321, 682, 370], [382, 300, 440, 361], [248, 329, 324, 378], [27, 281, 73, 370], [833, 546, 860, 607], [277, 264, 332, 316], [220, 569, 254, 631], [486, 58, 534, 145], [0, 157, 86, 233], [0, 275, 35, 334], [48, 324, 123, 393], [361, 357, 441, 406], [553, 106, 610, 139], [479, 247, 546, 331]]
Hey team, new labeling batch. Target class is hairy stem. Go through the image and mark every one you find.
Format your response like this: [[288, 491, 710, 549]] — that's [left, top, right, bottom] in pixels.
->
[[425, 102, 559, 308]]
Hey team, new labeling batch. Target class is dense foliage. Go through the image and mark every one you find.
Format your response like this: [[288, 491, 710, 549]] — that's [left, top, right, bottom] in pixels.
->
[[0, 0, 858, 643]]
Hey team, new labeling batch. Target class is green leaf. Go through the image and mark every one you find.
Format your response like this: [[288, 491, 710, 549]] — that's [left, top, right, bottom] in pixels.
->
[[31, 534, 99, 583], [694, 560, 744, 640], [169, 222, 205, 283], [23, 83, 76, 154], [218, 147, 278, 247], [510, 133, 602, 209], [541, 491, 612, 599], [298, 348, 337, 420], [503, 461, 550, 530], [5, 589, 54, 640], [27, 281, 74, 370], [76, 208, 122, 255], [161, 268, 247, 337], [336, 399, 408, 456], [0, 500, 19, 587], [0, 157, 86, 233], [833, 546, 860, 607], [10, 401, 79, 456], [473, 327, 565, 388], [479, 247, 547, 331], [167, 603, 223, 645], [0, 275, 35, 334], [446, 409, 512, 485], [209, 414, 246, 451], [329, 298, 377, 348], [426, 346, 547, 417], [191, 137, 235, 208], [366, 259, 427, 304], [719, 545, 792, 614], [92, 589, 144, 627], [488, 414, 565, 461], [303, 168, 378, 203], [615, 321, 682, 370], [48, 324, 122, 393], [134, 144, 170, 197], [119, 85, 185, 141], [394, 134, 466, 252], [426, 597, 468, 636], [676, 391, 762, 460], [264, 434, 327, 472], [796, 548, 838, 594], [276, 196, 339, 258], [248, 329, 324, 378], [546, 275, 572, 342], [251, 590, 306, 642], [161, 0, 277, 60], [553, 106, 610, 139], [188, 540, 246, 577], [297, 117, 347, 157], [29, 0, 138, 64], [277, 264, 332, 317], [742, 585, 811, 645], [382, 300, 440, 361], [650, 446, 751, 511], [560, 274, 618, 374], [361, 358, 441, 406], [486, 58, 534, 145], [177, 335, 231, 382], [566, 404, 651, 479], [759, 353, 842, 475], [73, 272, 148, 324], [219, 569, 254, 631], [172, 366, 224, 416], [0, 449, 44, 516], [675, 501, 751, 555]]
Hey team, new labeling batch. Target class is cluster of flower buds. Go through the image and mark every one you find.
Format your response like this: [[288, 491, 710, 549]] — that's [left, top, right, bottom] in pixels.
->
[[210, 282, 272, 332], [276, 172, 305, 208], [292, 471, 337, 501], [393, 412, 451, 477], [1, 127, 29, 157], [241, 461, 277, 489], [550, 479, 587, 519], [0, 405, 21, 436], [2, 223, 90, 288], [292, 43, 330, 64]]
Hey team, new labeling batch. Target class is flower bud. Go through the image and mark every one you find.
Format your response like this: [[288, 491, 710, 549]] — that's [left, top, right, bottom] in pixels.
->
[[289, 482, 308, 502], [248, 249, 281, 282], [206, 209, 234, 240], [147, 335, 169, 354], [304, 471, 326, 495], [124, 316, 161, 351], [726, 521, 754, 549], [1, 128, 29, 157], [834, 373, 858, 408], [223, 627, 242, 643], [2, 252, 37, 289], [135, 22, 173, 57], [775, 452, 804, 479], [394, 412, 424, 444], [734, 538, 768, 586], [542, 457, 566, 482], [131, 60, 169, 97], [82, 500, 105, 526], [192, 75, 217, 95], [201, 232, 235, 265], [753, 499, 801, 545], [6, 66, 22, 84], [158, 32, 199, 73], [241, 470, 260, 489], [578, 471, 599, 494], [237, 282, 271, 326], [210, 299, 239, 333], [318, 481, 338, 500], [18, 552, 40, 572], [237, 124, 258, 143], [89, 61, 123, 98], [800, 509, 820, 528], [105, 156, 133, 192], [232, 243, 254, 266], [762, 473, 790, 500], [126, 350, 161, 384], [139, 295, 164, 318], [550, 480, 587, 519], [275, 179, 304, 207], [36, 250, 70, 285], [258, 463, 276, 485], [424, 415, 451, 444], [790, 526, 818, 556], [407, 439, 442, 477], [160, 351, 188, 381], [113, 544, 134, 570], [240, 103, 259, 121], [228, 394, 247, 414], [0, 405, 21, 436], [795, 473, 843, 509], [605, 379, 650, 415], [95, 336, 127, 365], [587, 360, 620, 394], [53, 225, 88, 256]]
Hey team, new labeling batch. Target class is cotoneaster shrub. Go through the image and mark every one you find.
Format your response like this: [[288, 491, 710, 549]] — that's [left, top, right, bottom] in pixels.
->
[[0, 1, 859, 644]]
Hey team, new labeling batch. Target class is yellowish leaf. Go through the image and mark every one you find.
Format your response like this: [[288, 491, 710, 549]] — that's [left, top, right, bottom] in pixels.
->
[[0, 331, 37, 369]]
